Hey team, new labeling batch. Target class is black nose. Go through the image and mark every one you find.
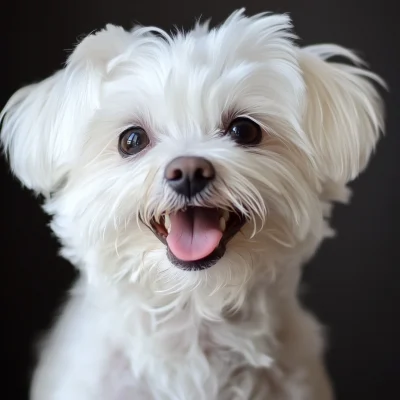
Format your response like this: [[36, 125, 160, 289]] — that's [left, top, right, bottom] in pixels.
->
[[165, 156, 216, 197]]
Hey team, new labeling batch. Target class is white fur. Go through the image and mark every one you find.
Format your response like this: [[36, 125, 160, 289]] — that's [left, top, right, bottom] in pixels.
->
[[1, 9, 385, 400]]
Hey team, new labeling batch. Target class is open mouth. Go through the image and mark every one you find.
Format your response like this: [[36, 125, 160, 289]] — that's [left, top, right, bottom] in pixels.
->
[[148, 207, 246, 271]]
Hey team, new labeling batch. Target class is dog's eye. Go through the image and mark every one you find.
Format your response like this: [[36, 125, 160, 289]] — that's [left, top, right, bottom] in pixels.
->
[[118, 127, 150, 156], [226, 118, 262, 146]]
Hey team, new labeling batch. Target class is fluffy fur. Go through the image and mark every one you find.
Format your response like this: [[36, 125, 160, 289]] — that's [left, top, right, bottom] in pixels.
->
[[1, 9, 385, 400]]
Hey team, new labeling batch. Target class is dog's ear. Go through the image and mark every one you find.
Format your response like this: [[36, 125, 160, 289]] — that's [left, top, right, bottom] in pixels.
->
[[0, 25, 132, 196], [298, 45, 385, 184]]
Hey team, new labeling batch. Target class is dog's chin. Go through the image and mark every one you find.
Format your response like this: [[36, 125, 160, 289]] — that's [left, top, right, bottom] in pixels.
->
[[148, 207, 246, 271]]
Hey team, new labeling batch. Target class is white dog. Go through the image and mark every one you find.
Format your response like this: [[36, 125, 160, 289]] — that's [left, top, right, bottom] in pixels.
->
[[1, 9, 385, 400]]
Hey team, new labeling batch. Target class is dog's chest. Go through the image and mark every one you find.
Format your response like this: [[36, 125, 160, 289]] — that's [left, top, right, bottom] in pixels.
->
[[104, 306, 276, 400]]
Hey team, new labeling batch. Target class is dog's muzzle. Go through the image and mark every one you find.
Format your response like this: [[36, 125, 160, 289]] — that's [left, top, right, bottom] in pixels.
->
[[138, 156, 247, 271]]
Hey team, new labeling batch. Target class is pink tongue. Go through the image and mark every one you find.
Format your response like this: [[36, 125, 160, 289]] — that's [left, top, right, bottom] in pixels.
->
[[166, 208, 223, 262]]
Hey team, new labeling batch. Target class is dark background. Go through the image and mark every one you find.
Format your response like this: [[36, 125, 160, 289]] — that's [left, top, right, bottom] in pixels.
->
[[0, 1, 398, 399]]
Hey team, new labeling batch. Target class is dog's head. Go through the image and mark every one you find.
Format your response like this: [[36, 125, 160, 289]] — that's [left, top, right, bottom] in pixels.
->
[[1, 10, 384, 301]]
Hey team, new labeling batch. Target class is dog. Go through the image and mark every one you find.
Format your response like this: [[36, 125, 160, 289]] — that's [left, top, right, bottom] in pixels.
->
[[1, 9, 385, 400]]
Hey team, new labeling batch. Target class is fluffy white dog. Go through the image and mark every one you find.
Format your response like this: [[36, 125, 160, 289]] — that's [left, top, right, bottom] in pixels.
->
[[1, 9, 385, 400]]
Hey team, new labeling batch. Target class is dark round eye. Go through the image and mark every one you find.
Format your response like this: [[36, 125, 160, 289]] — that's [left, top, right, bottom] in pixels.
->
[[226, 117, 262, 146], [118, 127, 150, 156]]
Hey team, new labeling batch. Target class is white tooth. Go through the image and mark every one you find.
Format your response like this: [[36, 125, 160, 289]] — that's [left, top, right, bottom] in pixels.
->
[[164, 214, 171, 232], [219, 217, 226, 232], [223, 210, 230, 221]]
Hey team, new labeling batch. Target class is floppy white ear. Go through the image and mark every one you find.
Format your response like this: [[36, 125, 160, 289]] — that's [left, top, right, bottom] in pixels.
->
[[299, 45, 385, 184], [0, 25, 132, 196]]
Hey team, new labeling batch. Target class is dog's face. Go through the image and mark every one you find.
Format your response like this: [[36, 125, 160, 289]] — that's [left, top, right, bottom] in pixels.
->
[[1, 11, 384, 298]]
